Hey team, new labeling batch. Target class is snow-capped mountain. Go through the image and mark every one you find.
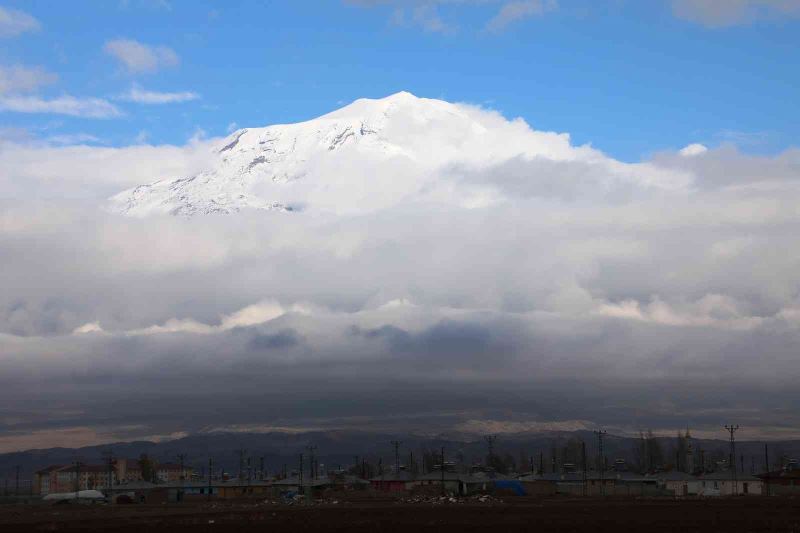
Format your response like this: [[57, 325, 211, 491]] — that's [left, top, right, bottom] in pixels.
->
[[109, 91, 686, 216]]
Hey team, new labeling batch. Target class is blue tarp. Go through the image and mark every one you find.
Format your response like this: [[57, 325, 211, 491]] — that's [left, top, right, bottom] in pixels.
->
[[493, 480, 526, 496]]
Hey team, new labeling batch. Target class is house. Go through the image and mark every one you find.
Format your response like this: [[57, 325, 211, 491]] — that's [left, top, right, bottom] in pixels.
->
[[535, 472, 616, 496], [609, 472, 663, 496], [81, 464, 117, 490], [758, 468, 800, 495], [517, 473, 559, 496], [34, 465, 64, 495], [38, 464, 117, 495], [369, 471, 417, 492], [110, 481, 161, 504], [326, 473, 370, 492], [155, 463, 193, 483], [651, 471, 702, 496], [529, 471, 662, 497], [697, 471, 762, 496], [216, 478, 279, 499], [165, 480, 225, 502], [113, 458, 143, 482]]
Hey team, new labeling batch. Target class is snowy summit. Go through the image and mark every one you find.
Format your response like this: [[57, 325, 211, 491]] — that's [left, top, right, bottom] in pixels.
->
[[109, 91, 685, 217]]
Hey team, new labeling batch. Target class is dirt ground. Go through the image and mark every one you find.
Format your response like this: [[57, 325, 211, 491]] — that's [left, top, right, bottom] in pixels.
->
[[1, 497, 800, 532]]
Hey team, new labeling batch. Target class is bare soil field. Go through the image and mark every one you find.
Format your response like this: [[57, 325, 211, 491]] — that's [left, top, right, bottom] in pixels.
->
[[2, 497, 800, 532]]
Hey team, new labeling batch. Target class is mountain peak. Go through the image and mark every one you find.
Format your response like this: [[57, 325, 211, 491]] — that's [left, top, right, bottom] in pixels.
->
[[378, 90, 418, 101], [108, 91, 478, 217]]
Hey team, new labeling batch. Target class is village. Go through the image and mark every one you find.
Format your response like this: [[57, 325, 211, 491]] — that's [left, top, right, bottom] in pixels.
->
[[26, 431, 800, 505]]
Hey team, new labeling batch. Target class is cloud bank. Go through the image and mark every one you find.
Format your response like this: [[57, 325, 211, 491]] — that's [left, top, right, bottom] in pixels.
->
[[119, 84, 200, 104], [2, 97, 800, 451], [0, 6, 40, 38], [103, 38, 180, 74]]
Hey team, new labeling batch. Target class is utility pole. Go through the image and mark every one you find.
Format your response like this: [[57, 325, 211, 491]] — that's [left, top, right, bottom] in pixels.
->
[[595, 430, 607, 496], [539, 451, 543, 476], [15, 465, 20, 496], [73, 460, 82, 499], [764, 443, 770, 497], [104, 448, 114, 498], [485, 435, 497, 469], [177, 453, 186, 502], [236, 449, 246, 482], [390, 441, 402, 475], [725, 424, 739, 495], [299, 454, 304, 494], [440, 446, 445, 496], [306, 445, 317, 480], [259, 457, 265, 481], [581, 441, 587, 497], [207, 458, 213, 501]]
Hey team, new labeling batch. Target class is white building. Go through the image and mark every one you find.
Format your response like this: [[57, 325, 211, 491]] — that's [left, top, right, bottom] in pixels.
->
[[698, 471, 762, 496]]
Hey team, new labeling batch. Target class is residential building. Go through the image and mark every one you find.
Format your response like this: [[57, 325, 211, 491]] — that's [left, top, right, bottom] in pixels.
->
[[697, 471, 762, 496]]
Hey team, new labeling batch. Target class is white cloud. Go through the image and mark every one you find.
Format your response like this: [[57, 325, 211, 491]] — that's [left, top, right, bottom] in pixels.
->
[[46, 133, 103, 145], [0, 65, 57, 95], [0, 6, 40, 38], [226, 122, 238, 133], [111, 300, 292, 336], [103, 38, 179, 73], [671, 0, 800, 27], [0, 137, 217, 199], [72, 321, 104, 334], [0, 95, 122, 118], [351, 0, 559, 33], [679, 143, 708, 156], [485, 0, 556, 32], [411, 4, 454, 33], [0, 95, 122, 119], [119, 84, 200, 104]]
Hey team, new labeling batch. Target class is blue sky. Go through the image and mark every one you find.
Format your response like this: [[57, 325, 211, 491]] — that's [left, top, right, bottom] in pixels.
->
[[1, 0, 798, 161]]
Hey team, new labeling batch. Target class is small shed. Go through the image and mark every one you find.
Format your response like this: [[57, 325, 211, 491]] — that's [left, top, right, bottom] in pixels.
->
[[370, 471, 417, 493]]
